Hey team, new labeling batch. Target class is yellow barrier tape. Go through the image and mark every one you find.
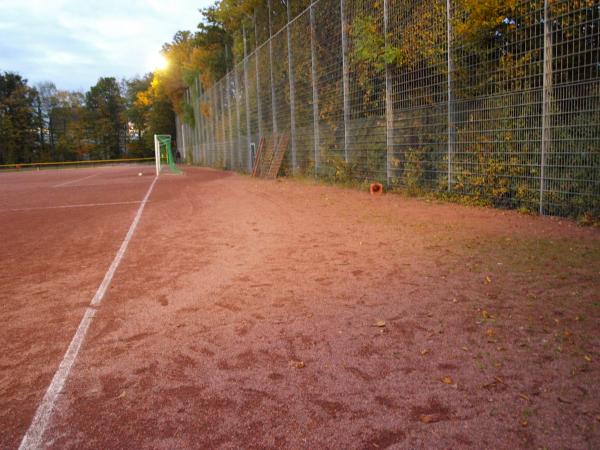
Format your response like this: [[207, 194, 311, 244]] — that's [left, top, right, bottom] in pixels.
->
[[0, 157, 155, 168]]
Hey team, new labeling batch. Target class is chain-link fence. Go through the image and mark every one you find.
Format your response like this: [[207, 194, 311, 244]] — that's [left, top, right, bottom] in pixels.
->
[[177, 0, 600, 218]]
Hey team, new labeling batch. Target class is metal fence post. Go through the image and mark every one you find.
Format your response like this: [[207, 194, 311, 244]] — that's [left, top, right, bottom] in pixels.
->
[[202, 85, 208, 165], [211, 86, 217, 167], [254, 10, 264, 141], [206, 88, 211, 166], [194, 77, 202, 164], [234, 68, 242, 171], [268, 0, 278, 136], [220, 81, 227, 167], [340, 0, 350, 163], [310, 4, 320, 174], [199, 85, 205, 165], [181, 122, 186, 163], [243, 25, 252, 171], [540, 0, 552, 215], [384, 0, 393, 185], [226, 74, 235, 169], [446, 0, 455, 190], [287, 0, 297, 172]]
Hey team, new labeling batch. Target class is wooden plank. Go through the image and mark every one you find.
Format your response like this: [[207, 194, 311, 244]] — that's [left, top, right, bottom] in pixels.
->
[[258, 134, 277, 177], [252, 137, 266, 177], [266, 133, 289, 179]]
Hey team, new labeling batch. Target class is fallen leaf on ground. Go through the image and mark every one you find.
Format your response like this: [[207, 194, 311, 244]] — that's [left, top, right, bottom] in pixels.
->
[[420, 349, 430, 356], [584, 355, 592, 362], [486, 329, 495, 337], [419, 414, 440, 423], [521, 420, 528, 427], [289, 360, 305, 369], [117, 391, 126, 399], [374, 320, 386, 327], [481, 310, 493, 319], [441, 376, 453, 385], [485, 276, 492, 284], [483, 377, 505, 389]]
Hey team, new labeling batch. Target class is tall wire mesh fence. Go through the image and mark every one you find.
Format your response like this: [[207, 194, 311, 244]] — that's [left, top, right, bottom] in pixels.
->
[[177, 0, 600, 218]]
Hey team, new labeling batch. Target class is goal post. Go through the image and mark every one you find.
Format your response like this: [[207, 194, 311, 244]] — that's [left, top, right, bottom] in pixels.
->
[[154, 134, 181, 175]]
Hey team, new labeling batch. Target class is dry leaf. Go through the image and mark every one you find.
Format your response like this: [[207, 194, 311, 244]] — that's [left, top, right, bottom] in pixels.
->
[[584, 355, 592, 362], [420, 349, 430, 356], [452, 298, 458, 303], [485, 276, 492, 284], [483, 377, 505, 389], [374, 320, 386, 328], [117, 391, 126, 399], [289, 360, 305, 369], [521, 420, 528, 427], [519, 394, 531, 402], [419, 414, 439, 423], [441, 376, 453, 385], [486, 329, 495, 337]]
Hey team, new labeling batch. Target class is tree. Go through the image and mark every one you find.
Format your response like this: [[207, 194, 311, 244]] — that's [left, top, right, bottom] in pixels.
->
[[0, 72, 38, 164], [84, 77, 127, 159], [49, 90, 86, 161], [33, 81, 59, 160]]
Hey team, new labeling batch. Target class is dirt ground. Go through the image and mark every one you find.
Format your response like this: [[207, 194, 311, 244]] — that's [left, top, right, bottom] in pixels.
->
[[1, 166, 599, 449]]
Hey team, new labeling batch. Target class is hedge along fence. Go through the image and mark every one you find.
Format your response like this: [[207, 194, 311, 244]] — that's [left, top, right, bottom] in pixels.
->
[[177, 0, 600, 219]]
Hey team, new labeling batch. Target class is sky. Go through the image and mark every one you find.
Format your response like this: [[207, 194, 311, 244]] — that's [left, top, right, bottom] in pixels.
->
[[0, 0, 213, 92]]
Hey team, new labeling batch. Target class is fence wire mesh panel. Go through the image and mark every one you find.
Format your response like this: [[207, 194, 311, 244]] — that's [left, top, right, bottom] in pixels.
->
[[290, 10, 315, 174], [179, 0, 600, 219]]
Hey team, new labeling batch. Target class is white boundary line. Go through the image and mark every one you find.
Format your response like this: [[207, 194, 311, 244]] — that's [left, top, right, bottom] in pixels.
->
[[53, 173, 98, 188], [18, 176, 159, 450], [6, 201, 143, 212]]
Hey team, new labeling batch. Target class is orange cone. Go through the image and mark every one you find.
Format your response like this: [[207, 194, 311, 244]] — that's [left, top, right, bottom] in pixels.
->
[[370, 183, 383, 196]]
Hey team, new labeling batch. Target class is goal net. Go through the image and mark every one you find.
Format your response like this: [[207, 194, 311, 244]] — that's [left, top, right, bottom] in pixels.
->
[[154, 134, 181, 175]]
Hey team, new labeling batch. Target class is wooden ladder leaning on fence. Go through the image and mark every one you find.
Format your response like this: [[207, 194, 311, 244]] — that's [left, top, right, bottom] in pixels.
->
[[252, 133, 289, 179]]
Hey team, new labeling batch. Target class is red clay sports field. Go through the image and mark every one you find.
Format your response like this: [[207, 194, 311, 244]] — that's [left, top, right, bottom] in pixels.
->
[[1, 164, 599, 448]]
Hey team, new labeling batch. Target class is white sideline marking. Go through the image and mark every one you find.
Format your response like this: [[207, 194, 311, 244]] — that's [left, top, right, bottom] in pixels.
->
[[18, 176, 158, 450], [8, 201, 143, 212], [53, 173, 98, 188]]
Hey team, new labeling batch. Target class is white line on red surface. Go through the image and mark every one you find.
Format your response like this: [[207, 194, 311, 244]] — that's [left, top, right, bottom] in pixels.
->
[[6, 201, 143, 212], [18, 175, 159, 450], [52, 173, 98, 188]]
